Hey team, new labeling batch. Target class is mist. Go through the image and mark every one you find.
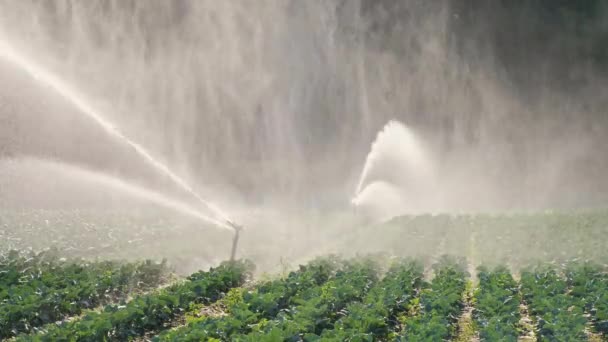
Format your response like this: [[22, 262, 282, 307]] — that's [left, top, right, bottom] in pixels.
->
[[1, 0, 607, 270]]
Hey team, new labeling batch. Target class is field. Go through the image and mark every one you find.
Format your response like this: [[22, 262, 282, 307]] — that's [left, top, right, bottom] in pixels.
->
[[1, 210, 608, 341]]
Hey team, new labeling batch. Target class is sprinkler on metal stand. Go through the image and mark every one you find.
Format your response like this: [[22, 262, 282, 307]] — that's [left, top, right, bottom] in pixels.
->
[[226, 220, 244, 262]]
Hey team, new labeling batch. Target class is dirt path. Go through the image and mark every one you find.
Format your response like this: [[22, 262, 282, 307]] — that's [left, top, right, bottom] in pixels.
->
[[512, 270, 536, 342], [453, 227, 482, 342], [454, 281, 479, 342], [467, 228, 479, 284], [517, 299, 537, 341]]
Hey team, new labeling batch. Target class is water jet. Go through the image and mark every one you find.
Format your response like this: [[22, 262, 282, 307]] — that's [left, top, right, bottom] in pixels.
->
[[352, 120, 436, 221], [0, 38, 233, 228], [0, 157, 232, 230]]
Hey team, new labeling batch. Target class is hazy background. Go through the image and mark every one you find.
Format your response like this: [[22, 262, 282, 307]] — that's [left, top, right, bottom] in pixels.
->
[[0, 0, 607, 271], [1, 0, 608, 210]]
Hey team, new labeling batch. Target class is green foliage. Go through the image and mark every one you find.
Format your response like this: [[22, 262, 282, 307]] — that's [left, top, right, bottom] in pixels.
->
[[231, 257, 379, 341], [8, 251, 608, 341], [565, 262, 608, 335], [0, 250, 169, 338], [399, 257, 468, 341], [474, 265, 520, 341], [521, 265, 588, 341], [19, 260, 253, 342], [155, 256, 341, 341], [319, 259, 424, 341]]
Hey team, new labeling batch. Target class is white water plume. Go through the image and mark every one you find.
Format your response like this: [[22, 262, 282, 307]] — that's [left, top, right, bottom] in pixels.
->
[[0, 157, 232, 231], [0, 38, 232, 226], [0, 0, 607, 267], [352, 180, 409, 221], [354, 120, 434, 195], [352, 120, 436, 218]]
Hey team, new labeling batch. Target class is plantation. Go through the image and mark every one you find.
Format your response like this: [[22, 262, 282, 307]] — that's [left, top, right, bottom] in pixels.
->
[[0, 249, 170, 339], [2, 211, 608, 341], [2, 259, 607, 341], [3, 0, 608, 340]]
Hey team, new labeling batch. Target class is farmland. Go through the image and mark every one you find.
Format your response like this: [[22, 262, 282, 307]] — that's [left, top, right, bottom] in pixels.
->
[[2, 0, 608, 340], [1, 209, 608, 341]]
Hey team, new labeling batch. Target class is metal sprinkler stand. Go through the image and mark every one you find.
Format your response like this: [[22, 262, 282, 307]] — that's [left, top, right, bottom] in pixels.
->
[[226, 220, 243, 262]]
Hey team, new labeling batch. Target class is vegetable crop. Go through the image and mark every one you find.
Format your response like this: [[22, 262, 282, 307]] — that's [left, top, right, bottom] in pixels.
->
[[0, 250, 169, 338], [19, 260, 252, 341], [319, 258, 424, 341], [233, 257, 380, 341], [520, 265, 588, 341], [155, 256, 340, 341], [4, 252, 608, 341], [399, 257, 468, 341], [565, 262, 608, 335], [474, 265, 521, 341]]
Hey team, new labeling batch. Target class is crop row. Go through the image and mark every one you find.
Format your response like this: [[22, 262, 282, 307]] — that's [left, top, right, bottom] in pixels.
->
[[520, 265, 588, 341], [0, 249, 168, 294], [0, 250, 169, 338], [156, 256, 342, 341], [319, 259, 425, 341], [474, 265, 521, 341], [399, 257, 468, 341], [566, 263, 608, 335], [17, 260, 253, 341], [10, 254, 608, 341], [234, 257, 378, 341], [156, 257, 428, 341]]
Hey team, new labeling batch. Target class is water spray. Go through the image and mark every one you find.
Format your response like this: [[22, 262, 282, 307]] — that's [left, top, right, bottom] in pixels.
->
[[0, 38, 251, 265], [0, 157, 233, 231], [352, 120, 437, 220], [0, 39, 235, 231]]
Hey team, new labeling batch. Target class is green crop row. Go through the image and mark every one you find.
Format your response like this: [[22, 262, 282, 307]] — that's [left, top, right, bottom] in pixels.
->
[[155, 256, 341, 341], [565, 262, 608, 335], [399, 257, 468, 341], [520, 265, 588, 341], [0, 249, 58, 288], [0, 251, 169, 338], [474, 265, 521, 341], [232, 257, 379, 341], [9, 252, 608, 341], [319, 259, 425, 341], [18, 260, 253, 342]]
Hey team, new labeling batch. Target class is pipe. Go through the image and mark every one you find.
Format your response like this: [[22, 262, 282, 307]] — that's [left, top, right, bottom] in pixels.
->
[[227, 220, 243, 262]]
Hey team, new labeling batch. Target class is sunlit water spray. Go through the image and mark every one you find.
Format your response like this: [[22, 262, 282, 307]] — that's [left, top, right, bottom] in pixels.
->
[[0, 39, 233, 228], [0, 157, 232, 230], [351, 181, 409, 221], [352, 120, 436, 219]]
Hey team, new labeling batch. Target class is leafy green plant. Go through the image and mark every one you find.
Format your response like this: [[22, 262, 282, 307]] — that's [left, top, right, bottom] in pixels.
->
[[155, 256, 341, 341], [565, 262, 608, 335], [319, 259, 425, 341], [0, 251, 169, 338], [399, 257, 468, 341], [474, 265, 520, 341], [521, 265, 588, 341], [7, 250, 608, 341], [19, 260, 253, 342], [229, 257, 379, 341]]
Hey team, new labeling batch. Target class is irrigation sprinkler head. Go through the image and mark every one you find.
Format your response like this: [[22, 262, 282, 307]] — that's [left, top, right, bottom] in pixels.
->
[[226, 220, 244, 262], [226, 220, 244, 232]]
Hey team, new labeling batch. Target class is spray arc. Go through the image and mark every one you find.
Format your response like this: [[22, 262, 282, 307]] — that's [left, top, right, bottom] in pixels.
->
[[0, 38, 247, 261], [352, 120, 436, 220], [0, 39, 234, 230]]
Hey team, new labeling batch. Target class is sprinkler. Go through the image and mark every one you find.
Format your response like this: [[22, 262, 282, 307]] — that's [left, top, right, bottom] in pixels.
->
[[226, 220, 244, 261]]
